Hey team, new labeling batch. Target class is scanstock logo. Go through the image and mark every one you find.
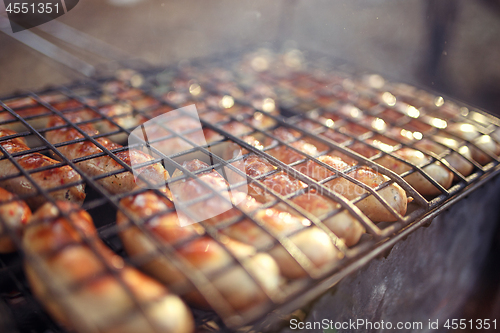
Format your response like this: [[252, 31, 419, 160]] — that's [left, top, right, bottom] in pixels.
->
[[4, 0, 79, 33]]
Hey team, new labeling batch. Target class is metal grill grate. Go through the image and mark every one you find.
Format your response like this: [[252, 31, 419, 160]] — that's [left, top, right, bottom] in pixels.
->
[[0, 49, 500, 333]]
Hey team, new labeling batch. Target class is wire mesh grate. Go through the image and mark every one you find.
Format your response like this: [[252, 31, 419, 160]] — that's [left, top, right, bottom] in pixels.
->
[[0, 49, 500, 333]]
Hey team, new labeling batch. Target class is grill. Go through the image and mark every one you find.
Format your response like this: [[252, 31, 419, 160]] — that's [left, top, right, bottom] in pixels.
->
[[1, 48, 500, 333]]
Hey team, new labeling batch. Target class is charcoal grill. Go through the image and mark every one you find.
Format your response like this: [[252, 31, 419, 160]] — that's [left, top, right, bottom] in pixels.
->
[[0, 48, 500, 333]]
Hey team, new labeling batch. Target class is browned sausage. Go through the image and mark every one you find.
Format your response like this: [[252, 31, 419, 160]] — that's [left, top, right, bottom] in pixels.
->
[[24, 201, 194, 333], [0, 128, 85, 209]]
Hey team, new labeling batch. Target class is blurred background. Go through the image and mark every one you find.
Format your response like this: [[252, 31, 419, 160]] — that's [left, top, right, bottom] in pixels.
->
[[1, 0, 500, 329], [1, 0, 500, 114]]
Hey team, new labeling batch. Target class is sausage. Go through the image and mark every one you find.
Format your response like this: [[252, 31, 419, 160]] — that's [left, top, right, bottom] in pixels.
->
[[265, 127, 322, 165], [289, 192, 364, 247], [267, 140, 319, 165], [229, 154, 364, 246], [116, 191, 282, 310], [229, 153, 307, 203], [129, 111, 213, 156], [226, 135, 407, 222], [0, 188, 31, 253], [296, 120, 453, 196], [67, 105, 145, 144], [222, 135, 266, 161], [0, 97, 85, 133], [80, 103, 144, 144], [0, 128, 85, 209], [294, 110, 454, 196], [169, 159, 341, 279], [23, 201, 194, 333], [447, 122, 500, 165], [223, 127, 323, 165], [123, 104, 274, 157], [0, 95, 155, 145], [222, 209, 342, 279], [304, 156, 407, 222], [353, 136, 455, 194], [375, 147, 453, 196], [199, 105, 277, 133], [413, 137, 474, 178], [45, 115, 169, 195]]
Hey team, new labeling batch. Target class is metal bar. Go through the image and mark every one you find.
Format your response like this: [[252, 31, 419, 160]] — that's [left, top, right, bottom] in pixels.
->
[[37, 20, 133, 63]]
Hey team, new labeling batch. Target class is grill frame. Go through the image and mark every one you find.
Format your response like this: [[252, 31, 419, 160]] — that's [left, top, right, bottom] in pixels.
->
[[0, 49, 499, 332]]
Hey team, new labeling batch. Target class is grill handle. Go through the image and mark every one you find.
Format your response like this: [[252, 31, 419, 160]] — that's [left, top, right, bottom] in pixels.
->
[[0, 15, 95, 77], [0, 15, 144, 77]]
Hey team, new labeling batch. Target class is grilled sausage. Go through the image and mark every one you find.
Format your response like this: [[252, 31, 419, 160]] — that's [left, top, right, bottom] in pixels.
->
[[361, 128, 473, 180], [45, 115, 169, 195], [289, 192, 364, 247], [0, 188, 31, 253], [90, 103, 143, 143], [228, 154, 364, 246], [375, 148, 453, 196], [267, 141, 319, 165], [199, 105, 277, 138], [304, 156, 407, 222], [222, 135, 266, 161], [226, 134, 407, 222], [346, 134, 455, 194], [0, 96, 143, 144], [264, 128, 322, 165], [0, 97, 84, 133], [135, 110, 271, 157], [270, 125, 447, 198], [271, 121, 452, 197], [221, 208, 341, 279], [169, 159, 341, 279], [131, 112, 218, 157], [116, 191, 282, 310], [23, 201, 194, 333], [413, 137, 474, 178], [0, 128, 85, 209], [447, 122, 499, 165]]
